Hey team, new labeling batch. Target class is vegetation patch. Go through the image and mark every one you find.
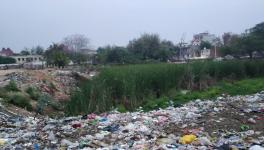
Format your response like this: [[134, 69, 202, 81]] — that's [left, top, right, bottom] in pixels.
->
[[143, 78, 264, 111], [5, 80, 20, 92], [0, 56, 16, 64], [7, 93, 33, 111], [25, 86, 40, 100], [0, 87, 8, 99], [66, 60, 264, 115]]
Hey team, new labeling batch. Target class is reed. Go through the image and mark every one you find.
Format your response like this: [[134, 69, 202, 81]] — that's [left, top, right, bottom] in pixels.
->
[[66, 60, 264, 115]]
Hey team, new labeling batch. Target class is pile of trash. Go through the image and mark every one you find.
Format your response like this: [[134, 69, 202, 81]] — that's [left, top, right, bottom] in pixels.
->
[[1, 69, 79, 101], [3, 72, 31, 86], [0, 92, 264, 149], [50, 70, 77, 88]]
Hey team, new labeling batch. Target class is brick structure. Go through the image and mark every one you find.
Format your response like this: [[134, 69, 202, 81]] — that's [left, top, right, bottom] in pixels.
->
[[0, 48, 14, 56]]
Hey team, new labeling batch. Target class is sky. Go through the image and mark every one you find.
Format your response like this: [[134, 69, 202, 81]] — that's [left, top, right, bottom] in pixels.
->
[[0, 0, 264, 52]]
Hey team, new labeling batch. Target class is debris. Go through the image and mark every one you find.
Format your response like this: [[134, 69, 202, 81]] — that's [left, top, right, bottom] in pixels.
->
[[248, 118, 257, 124], [0, 139, 7, 146], [72, 123, 82, 129], [0, 92, 263, 149], [198, 137, 212, 146], [179, 134, 197, 144], [249, 145, 264, 150]]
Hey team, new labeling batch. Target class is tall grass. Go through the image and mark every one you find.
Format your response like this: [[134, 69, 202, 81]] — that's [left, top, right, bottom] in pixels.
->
[[66, 60, 264, 115]]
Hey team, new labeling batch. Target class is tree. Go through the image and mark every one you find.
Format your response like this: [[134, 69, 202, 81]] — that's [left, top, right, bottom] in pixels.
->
[[44, 44, 70, 68], [97, 46, 131, 64], [249, 22, 264, 52], [127, 33, 175, 61], [159, 40, 177, 61], [31, 46, 44, 55], [200, 41, 212, 50], [0, 56, 16, 64], [249, 22, 264, 38], [238, 34, 262, 59], [62, 34, 90, 52], [127, 33, 161, 60], [232, 22, 264, 59], [20, 48, 31, 55]]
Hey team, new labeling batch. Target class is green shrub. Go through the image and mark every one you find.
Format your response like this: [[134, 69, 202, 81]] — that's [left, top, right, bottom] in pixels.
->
[[0, 87, 8, 99], [0, 56, 16, 64], [49, 101, 62, 111], [143, 97, 170, 111], [5, 80, 19, 92], [117, 104, 127, 113], [25, 86, 40, 100], [7, 93, 32, 111], [36, 93, 62, 114]]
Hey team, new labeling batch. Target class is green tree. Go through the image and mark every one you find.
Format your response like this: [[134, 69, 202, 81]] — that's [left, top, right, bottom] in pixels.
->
[[5, 80, 19, 91], [127, 33, 176, 61], [20, 48, 31, 55], [239, 34, 262, 59], [250, 22, 264, 38], [97, 46, 131, 64], [31, 46, 44, 55], [44, 44, 70, 68], [127, 33, 161, 60], [220, 22, 264, 58], [160, 40, 179, 61], [200, 41, 212, 49], [0, 56, 16, 64]]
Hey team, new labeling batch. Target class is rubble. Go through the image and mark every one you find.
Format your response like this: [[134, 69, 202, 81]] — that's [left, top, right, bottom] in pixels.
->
[[0, 69, 79, 101], [0, 92, 264, 149]]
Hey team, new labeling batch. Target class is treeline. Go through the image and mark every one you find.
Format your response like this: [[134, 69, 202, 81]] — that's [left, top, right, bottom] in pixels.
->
[[97, 22, 264, 64], [0, 56, 16, 64], [10, 21, 263, 67], [220, 22, 264, 58], [97, 34, 179, 64]]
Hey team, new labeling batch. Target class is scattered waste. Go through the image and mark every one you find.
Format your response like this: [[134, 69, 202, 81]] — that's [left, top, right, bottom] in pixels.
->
[[249, 145, 264, 150], [0, 92, 263, 149], [179, 134, 197, 144]]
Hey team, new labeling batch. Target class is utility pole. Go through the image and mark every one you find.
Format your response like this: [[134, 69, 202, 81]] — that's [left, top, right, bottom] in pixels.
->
[[180, 33, 186, 61], [214, 45, 217, 58]]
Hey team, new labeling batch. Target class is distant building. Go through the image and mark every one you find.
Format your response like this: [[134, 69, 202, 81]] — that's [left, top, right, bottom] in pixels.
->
[[11, 55, 43, 64], [192, 32, 221, 46], [79, 49, 97, 55], [186, 32, 221, 59], [0, 48, 14, 56]]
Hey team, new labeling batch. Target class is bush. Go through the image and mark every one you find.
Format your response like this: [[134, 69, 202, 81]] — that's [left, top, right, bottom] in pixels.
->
[[0, 56, 16, 64], [66, 60, 264, 115], [5, 80, 19, 92], [49, 101, 62, 111], [25, 86, 40, 100], [7, 93, 32, 111], [0, 87, 8, 99], [36, 94, 62, 114], [117, 104, 127, 113]]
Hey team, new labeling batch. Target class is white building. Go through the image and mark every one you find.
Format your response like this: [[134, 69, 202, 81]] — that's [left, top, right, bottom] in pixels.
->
[[192, 32, 221, 46], [11, 55, 43, 64]]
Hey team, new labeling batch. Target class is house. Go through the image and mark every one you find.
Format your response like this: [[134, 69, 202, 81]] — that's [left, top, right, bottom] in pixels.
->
[[0, 48, 14, 56], [186, 32, 221, 59], [79, 49, 97, 55], [192, 32, 221, 46], [11, 55, 43, 64]]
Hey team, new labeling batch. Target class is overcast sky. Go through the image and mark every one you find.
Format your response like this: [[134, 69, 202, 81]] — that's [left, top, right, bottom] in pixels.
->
[[0, 0, 264, 52]]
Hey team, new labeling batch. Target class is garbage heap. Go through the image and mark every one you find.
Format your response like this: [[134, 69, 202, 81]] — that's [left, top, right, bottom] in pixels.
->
[[3, 72, 31, 87], [0, 92, 264, 150]]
